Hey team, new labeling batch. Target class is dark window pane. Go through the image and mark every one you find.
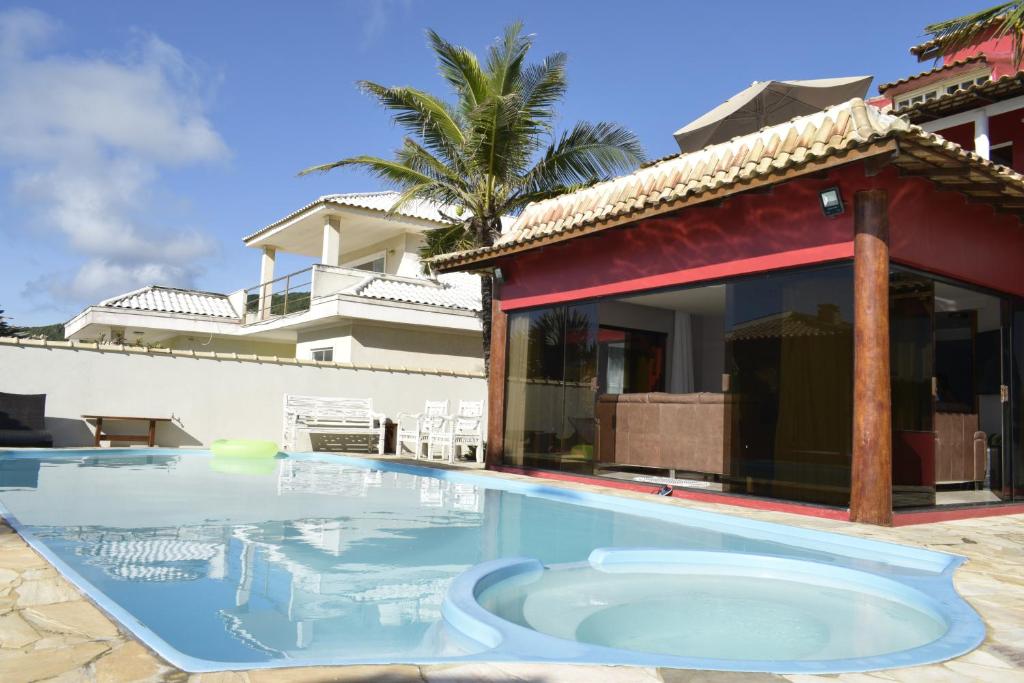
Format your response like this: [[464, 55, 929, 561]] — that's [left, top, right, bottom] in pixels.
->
[[723, 265, 854, 506], [990, 144, 1013, 168], [890, 271, 935, 507], [598, 327, 667, 395], [503, 304, 597, 473]]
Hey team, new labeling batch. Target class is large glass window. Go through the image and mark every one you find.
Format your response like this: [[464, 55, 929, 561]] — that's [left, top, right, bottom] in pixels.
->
[[890, 271, 935, 508], [503, 304, 598, 473], [891, 268, 1015, 508], [504, 265, 855, 505], [1012, 303, 1024, 499], [723, 265, 854, 506]]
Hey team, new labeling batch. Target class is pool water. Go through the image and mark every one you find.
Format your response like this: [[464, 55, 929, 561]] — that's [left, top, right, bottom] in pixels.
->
[[0, 450, 984, 673]]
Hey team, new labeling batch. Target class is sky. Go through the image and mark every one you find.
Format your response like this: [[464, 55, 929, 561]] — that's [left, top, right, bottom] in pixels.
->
[[0, 0, 986, 326]]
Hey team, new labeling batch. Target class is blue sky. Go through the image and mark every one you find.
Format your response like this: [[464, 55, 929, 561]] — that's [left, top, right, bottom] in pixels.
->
[[0, 1, 983, 326]]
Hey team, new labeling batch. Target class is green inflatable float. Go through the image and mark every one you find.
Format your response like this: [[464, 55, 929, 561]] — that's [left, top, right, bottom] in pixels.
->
[[210, 439, 279, 476]]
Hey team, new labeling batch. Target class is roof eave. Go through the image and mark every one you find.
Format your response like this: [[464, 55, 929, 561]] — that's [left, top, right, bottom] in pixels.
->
[[435, 131, 1024, 273], [242, 197, 451, 246], [433, 138, 901, 272]]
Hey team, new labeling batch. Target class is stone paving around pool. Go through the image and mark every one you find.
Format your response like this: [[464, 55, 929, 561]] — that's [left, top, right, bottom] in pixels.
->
[[0, 453, 1022, 682]]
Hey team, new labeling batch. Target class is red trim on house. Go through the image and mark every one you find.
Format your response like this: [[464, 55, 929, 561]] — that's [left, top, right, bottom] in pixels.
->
[[500, 242, 854, 311], [491, 466, 851, 521], [492, 466, 1024, 526], [892, 502, 1024, 526]]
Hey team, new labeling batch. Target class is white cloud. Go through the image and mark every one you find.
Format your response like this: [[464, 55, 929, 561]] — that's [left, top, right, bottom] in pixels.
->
[[360, 0, 413, 48], [0, 8, 227, 309]]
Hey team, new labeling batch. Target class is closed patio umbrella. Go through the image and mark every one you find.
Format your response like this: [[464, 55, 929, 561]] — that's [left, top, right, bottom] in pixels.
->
[[673, 76, 873, 153]]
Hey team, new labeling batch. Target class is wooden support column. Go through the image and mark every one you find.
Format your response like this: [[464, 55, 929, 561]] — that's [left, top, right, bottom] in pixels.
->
[[485, 293, 508, 468], [850, 189, 893, 525]]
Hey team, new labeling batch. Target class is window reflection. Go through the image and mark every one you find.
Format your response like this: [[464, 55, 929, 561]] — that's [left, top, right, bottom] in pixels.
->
[[723, 266, 854, 506], [504, 304, 598, 472]]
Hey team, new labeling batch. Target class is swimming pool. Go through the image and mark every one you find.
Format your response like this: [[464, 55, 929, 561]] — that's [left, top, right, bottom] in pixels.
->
[[0, 449, 984, 673]]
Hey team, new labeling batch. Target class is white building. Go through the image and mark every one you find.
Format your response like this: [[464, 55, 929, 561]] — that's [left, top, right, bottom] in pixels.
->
[[65, 192, 484, 374]]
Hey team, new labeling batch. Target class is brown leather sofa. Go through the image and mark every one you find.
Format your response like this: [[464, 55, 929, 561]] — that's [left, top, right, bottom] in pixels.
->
[[595, 392, 728, 475]]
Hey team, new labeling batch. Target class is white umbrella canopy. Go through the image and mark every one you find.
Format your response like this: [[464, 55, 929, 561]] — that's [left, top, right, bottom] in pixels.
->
[[672, 76, 873, 153]]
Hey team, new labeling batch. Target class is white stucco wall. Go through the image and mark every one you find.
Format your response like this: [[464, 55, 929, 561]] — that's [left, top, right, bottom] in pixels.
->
[[296, 324, 354, 362], [0, 340, 485, 449], [350, 322, 484, 374]]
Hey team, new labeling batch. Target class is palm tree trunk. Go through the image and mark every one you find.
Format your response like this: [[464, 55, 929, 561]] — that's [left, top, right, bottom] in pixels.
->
[[479, 274, 493, 378], [475, 216, 499, 378]]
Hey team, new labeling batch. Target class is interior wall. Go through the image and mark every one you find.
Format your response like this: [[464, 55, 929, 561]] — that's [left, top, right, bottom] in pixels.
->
[[597, 300, 674, 333], [692, 314, 725, 392]]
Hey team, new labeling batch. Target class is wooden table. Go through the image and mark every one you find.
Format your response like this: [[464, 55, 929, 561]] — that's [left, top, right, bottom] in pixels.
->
[[82, 415, 172, 447]]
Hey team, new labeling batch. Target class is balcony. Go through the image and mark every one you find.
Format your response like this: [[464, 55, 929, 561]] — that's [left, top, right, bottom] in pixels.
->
[[241, 264, 467, 326]]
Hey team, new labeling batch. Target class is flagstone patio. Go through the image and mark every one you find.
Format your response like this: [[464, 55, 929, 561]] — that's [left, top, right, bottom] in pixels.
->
[[0, 455, 1022, 682]]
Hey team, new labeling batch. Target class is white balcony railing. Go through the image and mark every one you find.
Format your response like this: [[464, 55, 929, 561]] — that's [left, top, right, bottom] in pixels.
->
[[244, 264, 427, 324]]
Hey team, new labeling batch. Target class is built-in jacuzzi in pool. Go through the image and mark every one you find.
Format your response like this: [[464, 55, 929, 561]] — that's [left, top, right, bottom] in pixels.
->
[[0, 449, 985, 673], [443, 549, 979, 673]]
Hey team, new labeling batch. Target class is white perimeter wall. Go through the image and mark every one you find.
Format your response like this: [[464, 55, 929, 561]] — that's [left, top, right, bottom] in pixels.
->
[[0, 340, 485, 448]]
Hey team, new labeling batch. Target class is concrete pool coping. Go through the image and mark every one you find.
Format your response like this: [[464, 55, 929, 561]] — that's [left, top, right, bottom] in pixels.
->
[[0, 448, 1021, 682]]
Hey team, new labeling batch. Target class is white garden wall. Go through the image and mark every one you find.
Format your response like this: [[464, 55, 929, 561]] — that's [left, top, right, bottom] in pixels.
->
[[0, 339, 485, 448]]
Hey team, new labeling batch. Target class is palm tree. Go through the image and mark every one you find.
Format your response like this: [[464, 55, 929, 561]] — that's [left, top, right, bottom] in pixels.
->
[[923, 2, 1024, 67], [0, 307, 16, 337], [301, 23, 645, 373]]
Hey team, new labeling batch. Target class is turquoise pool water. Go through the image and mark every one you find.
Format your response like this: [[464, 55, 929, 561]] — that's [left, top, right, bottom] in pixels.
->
[[0, 449, 984, 673]]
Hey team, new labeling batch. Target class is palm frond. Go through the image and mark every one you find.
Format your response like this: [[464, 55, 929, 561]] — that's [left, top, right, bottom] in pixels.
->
[[517, 52, 568, 125], [298, 155, 434, 187], [427, 29, 490, 112], [357, 81, 466, 162], [486, 21, 531, 96], [418, 222, 477, 263], [924, 2, 1024, 66], [519, 121, 646, 195]]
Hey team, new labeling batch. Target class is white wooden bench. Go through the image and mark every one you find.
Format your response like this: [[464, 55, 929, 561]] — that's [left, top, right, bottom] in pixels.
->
[[282, 394, 386, 454]]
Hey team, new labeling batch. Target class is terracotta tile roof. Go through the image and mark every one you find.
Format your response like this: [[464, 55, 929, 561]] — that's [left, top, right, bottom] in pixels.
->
[[896, 70, 1024, 122], [430, 98, 1024, 271], [353, 272, 481, 311], [878, 55, 988, 93], [243, 191, 453, 243], [726, 310, 852, 342], [99, 286, 238, 318]]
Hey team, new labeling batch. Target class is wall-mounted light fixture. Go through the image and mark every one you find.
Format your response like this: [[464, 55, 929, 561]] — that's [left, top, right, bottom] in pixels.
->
[[819, 187, 844, 217], [493, 267, 505, 283]]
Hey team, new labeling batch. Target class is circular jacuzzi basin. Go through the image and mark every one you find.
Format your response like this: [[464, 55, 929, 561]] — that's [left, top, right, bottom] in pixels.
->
[[441, 549, 984, 673]]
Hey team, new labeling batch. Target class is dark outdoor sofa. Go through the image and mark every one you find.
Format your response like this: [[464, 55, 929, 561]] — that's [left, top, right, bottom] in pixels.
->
[[0, 392, 53, 448]]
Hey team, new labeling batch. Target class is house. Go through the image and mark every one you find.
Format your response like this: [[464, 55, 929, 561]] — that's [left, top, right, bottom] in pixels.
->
[[65, 192, 484, 374], [869, 23, 1024, 170], [432, 93, 1024, 526]]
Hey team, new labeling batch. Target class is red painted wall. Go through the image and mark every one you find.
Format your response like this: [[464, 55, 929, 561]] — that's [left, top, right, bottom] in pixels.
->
[[496, 163, 1024, 310], [887, 170, 1024, 296], [942, 28, 1018, 80], [931, 110, 1024, 173]]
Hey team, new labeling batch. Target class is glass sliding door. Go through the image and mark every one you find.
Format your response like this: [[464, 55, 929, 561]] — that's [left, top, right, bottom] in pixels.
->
[[723, 264, 854, 506], [1009, 301, 1024, 500], [890, 267, 1014, 508], [503, 304, 598, 473], [890, 271, 936, 508]]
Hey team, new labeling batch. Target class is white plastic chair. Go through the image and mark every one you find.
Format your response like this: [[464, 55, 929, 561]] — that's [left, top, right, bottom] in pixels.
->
[[452, 400, 485, 463], [396, 400, 449, 458]]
